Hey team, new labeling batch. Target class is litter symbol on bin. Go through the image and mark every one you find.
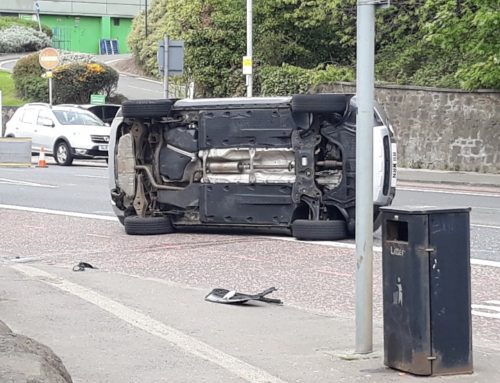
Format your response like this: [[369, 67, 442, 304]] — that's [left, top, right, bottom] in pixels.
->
[[393, 277, 403, 305]]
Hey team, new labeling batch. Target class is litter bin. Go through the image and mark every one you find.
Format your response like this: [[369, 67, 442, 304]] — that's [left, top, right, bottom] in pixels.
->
[[380, 206, 473, 376]]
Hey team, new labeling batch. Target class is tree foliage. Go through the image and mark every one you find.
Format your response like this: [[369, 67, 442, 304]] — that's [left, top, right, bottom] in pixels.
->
[[128, 0, 499, 96], [12, 53, 119, 103]]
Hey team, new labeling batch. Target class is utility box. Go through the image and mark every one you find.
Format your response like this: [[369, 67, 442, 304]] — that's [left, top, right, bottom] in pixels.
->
[[380, 206, 473, 376]]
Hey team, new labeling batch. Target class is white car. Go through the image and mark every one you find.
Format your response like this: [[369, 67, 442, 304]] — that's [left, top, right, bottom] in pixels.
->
[[109, 94, 397, 240], [4, 103, 111, 166]]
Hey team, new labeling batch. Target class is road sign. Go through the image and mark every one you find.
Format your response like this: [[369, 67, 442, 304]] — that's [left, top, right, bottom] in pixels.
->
[[90, 94, 106, 105], [242, 56, 252, 75], [39, 48, 60, 70], [157, 39, 184, 76]]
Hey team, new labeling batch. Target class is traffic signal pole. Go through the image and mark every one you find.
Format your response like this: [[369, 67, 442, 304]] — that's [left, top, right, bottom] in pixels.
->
[[355, 0, 375, 354]]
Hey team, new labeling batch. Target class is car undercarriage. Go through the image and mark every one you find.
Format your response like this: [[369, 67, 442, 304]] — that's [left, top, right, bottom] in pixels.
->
[[109, 94, 395, 240]]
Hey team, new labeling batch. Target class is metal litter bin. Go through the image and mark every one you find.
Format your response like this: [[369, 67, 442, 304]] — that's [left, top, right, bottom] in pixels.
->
[[380, 206, 473, 376]]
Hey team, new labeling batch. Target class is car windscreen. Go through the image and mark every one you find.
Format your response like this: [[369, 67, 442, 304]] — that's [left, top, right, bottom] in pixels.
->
[[52, 109, 105, 126]]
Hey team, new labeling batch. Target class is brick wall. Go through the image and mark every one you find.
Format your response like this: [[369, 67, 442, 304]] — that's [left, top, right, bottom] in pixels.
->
[[316, 83, 500, 173]]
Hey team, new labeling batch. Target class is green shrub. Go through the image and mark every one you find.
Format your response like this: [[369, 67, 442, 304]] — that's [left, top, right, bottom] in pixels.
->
[[0, 16, 52, 37], [256, 64, 355, 96], [13, 54, 119, 103], [12, 53, 46, 101], [52, 62, 119, 104]]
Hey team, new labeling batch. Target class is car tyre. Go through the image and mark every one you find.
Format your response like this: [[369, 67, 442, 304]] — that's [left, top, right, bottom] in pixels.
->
[[124, 215, 175, 235], [122, 99, 173, 119], [292, 219, 347, 241], [55, 141, 73, 166], [291, 94, 347, 114]]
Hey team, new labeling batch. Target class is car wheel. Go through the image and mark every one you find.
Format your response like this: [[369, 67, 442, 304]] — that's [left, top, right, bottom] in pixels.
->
[[292, 219, 347, 241], [291, 94, 348, 113], [124, 215, 175, 235], [122, 99, 173, 119], [55, 141, 73, 166]]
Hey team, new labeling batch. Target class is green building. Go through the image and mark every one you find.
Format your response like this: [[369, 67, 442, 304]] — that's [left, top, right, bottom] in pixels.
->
[[0, 0, 144, 54]]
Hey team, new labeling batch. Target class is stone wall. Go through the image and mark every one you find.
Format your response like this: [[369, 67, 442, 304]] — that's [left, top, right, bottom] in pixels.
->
[[316, 83, 500, 173], [1, 106, 19, 137]]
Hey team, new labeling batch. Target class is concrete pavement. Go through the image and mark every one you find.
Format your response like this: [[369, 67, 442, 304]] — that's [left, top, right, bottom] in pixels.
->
[[2, 262, 500, 382], [398, 168, 500, 188]]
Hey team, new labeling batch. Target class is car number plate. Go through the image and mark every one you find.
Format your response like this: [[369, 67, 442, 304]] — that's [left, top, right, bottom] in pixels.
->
[[99, 145, 109, 151], [391, 143, 397, 187]]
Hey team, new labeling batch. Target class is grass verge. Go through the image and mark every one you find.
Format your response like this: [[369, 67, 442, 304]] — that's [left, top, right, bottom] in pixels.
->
[[0, 70, 25, 106]]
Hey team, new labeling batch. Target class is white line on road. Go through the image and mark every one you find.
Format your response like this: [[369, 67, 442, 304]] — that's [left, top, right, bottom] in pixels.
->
[[11, 264, 288, 383], [75, 174, 108, 179], [471, 310, 500, 319], [0, 204, 117, 221], [0, 177, 57, 188]]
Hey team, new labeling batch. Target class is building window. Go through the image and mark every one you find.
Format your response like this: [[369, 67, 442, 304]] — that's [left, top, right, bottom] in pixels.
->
[[113, 18, 120, 26]]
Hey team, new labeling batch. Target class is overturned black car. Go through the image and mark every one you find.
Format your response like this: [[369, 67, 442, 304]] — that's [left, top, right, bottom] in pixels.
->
[[109, 94, 396, 240]]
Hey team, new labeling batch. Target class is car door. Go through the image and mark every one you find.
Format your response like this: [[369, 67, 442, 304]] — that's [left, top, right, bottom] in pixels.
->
[[18, 107, 38, 142], [34, 108, 57, 153]]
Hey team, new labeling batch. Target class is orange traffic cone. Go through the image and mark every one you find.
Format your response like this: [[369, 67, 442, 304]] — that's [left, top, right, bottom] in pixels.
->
[[36, 146, 48, 168]]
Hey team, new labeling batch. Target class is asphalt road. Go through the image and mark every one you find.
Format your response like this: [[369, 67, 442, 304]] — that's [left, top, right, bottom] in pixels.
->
[[1, 159, 500, 261]]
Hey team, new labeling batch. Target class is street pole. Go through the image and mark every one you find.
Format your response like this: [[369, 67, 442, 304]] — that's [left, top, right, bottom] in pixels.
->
[[144, 0, 148, 37], [355, 0, 375, 354], [34, 1, 42, 32], [246, 0, 253, 97], [48, 72, 53, 106], [163, 34, 169, 99]]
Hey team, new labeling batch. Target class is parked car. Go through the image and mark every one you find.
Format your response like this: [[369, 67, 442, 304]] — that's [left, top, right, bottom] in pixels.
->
[[59, 104, 121, 125], [4, 103, 110, 166], [108, 94, 397, 240]]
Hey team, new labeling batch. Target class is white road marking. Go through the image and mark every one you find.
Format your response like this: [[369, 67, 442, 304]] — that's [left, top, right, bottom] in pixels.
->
[[86, 233, 112, 239], [75, 174, 108, 179], [472, 301, 500, 319], [472, 224, 500, 230], [471, 310, 500, 319], [398, 186, 500, 198], [472, 304, 500, 313], [0, 177, 57, 188], [0, 204, 117, 221], [11, 264, 288, 383], [470, 259, 500, 268]]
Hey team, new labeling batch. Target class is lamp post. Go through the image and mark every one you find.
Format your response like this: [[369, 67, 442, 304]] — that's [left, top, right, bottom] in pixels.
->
[[246, 0, 253, 97], [144, 0, 148, 37]]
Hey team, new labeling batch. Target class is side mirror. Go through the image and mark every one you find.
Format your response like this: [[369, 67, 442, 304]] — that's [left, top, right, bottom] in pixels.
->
[[40, 118, 54, 127]]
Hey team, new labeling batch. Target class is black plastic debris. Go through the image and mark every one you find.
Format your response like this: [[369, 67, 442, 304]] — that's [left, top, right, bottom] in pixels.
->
[[72, 262, 98, 272], [205, 287, 282, 305]]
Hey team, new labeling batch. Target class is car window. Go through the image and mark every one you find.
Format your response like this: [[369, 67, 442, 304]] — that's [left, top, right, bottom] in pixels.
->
[[52, 109, 105, 126], [21, 108, 37, 124], [37, 109, 54, 126]]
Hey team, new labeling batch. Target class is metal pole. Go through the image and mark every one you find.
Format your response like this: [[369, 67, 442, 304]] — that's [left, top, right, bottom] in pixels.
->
[[246, 0, 253, 97], [164, 35, 169, 99], [144, 0, 148, 37], [355, 0, 375, 354], [48, 74, 53, 106]]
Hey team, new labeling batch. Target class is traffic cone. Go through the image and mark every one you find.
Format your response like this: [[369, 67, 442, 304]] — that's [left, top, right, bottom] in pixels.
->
[[36, 147, 48, 168]]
